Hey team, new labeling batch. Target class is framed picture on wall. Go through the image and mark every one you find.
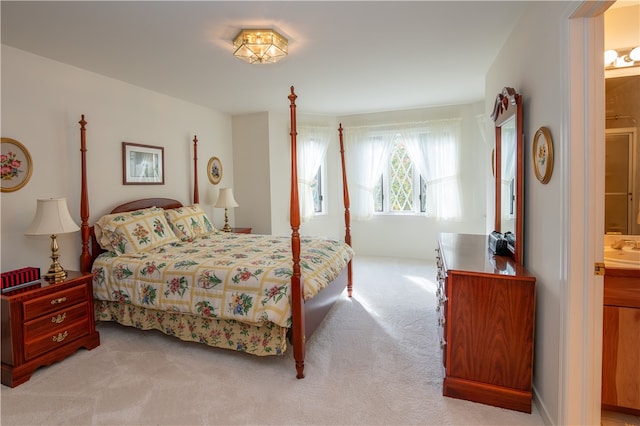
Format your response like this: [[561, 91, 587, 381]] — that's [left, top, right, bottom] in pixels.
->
[[207, 156, 222, 185], [1, 137, 33, 192], [532, 127, 553, 184], [122, 142, 164, 185]]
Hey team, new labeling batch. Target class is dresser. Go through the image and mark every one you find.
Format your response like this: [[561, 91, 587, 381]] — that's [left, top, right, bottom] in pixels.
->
[[1, 271, 100, 387], [436, 233, 536, 413]]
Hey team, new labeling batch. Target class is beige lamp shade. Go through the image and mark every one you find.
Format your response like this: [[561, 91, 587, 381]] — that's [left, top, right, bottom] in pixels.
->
[[214, 188, 239, 209], [25, 198, 80, 235]]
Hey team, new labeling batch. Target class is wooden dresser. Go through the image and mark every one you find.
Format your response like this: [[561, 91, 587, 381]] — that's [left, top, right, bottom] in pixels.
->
[[436, 233, 536, 413], [1, 271, 100, 387]]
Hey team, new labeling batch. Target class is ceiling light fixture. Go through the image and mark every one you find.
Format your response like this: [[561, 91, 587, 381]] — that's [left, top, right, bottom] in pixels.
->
[[604, 46, 640, 69], [233, 29, 288, 64]]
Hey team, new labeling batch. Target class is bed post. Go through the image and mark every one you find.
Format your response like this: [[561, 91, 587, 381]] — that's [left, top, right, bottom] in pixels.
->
[[289, 86, 305, 379], [193, 135, 199, 204], [338, 124, 353, 297], [79, 115, 91, 273]]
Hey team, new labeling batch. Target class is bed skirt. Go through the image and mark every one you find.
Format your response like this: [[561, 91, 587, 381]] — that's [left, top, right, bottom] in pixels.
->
[[94, 300, 288, 356]]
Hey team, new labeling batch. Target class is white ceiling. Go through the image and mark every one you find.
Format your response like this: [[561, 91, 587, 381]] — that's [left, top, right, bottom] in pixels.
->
[[1, 1, 535, 116]]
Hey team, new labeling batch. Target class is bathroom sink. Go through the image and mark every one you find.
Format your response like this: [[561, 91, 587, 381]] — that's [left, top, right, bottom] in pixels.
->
[[604, 247, 640, 269]]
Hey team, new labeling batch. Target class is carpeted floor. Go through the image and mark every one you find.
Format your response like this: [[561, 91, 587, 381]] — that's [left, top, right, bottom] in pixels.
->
[[1, 256, 545, 425]]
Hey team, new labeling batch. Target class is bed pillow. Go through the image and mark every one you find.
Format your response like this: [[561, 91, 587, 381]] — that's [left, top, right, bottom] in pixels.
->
[[95, 207, 179, 255], [164, 204, 215, 240]]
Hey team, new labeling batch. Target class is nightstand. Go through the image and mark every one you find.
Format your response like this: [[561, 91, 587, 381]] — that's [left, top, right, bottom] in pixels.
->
[[231, 227, 252, 234], [1, 271, 100, 387]]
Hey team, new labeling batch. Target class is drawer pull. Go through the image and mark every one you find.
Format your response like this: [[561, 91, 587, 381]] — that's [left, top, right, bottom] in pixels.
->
[[439, 338, 447, 349], [52, 331, 69, 343], [51, 312, 67, 324], [438, 317, 446, 326], [50, 297, 67, 305]]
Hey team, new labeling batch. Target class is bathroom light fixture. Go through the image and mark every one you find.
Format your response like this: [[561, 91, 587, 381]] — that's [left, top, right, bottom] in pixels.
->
[[233, 29, 288, 64], [604, 46, 640, 69]]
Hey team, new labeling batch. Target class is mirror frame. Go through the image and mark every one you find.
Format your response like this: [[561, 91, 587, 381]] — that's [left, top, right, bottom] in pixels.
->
[[491, 87, 524, 264]]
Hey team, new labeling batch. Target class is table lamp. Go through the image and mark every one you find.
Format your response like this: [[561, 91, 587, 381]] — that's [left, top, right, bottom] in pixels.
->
[[214, 188, 239, 232], [24, 198, 80, 282]]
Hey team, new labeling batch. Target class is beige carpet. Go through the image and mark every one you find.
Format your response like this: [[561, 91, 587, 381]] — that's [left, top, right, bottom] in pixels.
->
[[1, 256, 545, 425]]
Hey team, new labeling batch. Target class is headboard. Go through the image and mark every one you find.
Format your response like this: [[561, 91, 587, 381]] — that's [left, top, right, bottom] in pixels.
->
[[110, 198, 183, 213]]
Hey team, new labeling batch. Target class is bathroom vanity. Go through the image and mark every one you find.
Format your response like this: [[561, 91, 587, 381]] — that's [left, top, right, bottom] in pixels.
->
[[602, 265, 640, 415]]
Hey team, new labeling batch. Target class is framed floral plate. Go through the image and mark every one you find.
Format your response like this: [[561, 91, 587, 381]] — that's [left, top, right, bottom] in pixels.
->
[[533, 127, 553, 184], [207, 156, 222, 185], [1, 137, 33, 192]]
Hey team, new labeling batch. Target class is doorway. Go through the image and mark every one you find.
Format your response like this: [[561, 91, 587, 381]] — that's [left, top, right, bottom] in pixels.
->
[[605, 128, 638, 235]]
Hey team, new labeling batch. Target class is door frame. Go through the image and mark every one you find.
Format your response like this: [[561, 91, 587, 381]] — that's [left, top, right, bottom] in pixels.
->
[[562, 2, 609, 424]]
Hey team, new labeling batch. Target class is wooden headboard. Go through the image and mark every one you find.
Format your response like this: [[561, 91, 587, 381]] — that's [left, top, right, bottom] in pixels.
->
[[110, 198, 183, 213]]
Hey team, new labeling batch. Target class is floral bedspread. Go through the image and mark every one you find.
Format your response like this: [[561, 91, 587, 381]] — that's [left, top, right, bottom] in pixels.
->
[[92, 232, 354, 328]]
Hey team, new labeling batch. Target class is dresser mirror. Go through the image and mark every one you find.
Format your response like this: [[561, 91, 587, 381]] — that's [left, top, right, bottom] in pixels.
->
[[491, 87, 524, 264]]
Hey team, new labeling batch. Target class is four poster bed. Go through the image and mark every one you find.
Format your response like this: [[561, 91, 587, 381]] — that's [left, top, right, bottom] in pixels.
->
[[78, 87, 354, 378]]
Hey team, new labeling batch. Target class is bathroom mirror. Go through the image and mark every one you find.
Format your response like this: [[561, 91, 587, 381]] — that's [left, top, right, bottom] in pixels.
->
[[491, 87, 524, 264]]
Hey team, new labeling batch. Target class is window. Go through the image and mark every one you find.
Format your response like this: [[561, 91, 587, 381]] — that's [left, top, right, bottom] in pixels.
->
[[311, 161, 326, 214], [297, 125, 330, 222], [373, 136, 426, 214], [344, 118, 461, 221]]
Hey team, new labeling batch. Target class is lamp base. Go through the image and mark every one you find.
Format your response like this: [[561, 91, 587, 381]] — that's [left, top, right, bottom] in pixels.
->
[[221, 208, 232, 232], [44, 234, 67, 282], [44, 263, 67, 283]]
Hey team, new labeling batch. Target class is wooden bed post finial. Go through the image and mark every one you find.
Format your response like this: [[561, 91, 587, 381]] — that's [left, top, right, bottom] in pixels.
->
[[288, 85, 305, 379]]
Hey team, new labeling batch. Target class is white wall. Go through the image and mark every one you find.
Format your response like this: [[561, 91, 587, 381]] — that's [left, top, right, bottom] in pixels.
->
[[232, 112, 272, 234], [1, 45, 232, 274], [485, 2, 574, 423]]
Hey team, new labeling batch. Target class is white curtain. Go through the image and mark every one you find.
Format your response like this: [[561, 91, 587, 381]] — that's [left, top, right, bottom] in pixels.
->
[[297, 126, 330, 223], [402, 119, 462, 220], [344, 125, 396, 220]]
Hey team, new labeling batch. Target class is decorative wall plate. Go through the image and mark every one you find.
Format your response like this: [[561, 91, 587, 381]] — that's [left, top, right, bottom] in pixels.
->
[[533, 127, 553, 184], [1, 137, 33, 192], [207, 156, 222, 185]]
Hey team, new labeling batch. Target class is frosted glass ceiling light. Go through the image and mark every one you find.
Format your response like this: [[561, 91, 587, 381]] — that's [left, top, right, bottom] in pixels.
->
[[233, 29, 288, 64]]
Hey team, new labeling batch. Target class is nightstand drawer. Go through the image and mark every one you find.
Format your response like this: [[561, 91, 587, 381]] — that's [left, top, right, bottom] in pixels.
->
[[24, 302, 88, 340], [24, 318, 89, 361], [22, 285, 88, 321]]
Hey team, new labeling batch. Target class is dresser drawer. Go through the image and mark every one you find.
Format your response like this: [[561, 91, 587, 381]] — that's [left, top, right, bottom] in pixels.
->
[[24, 302, 88, 340], [22, 285, 88, 321], [24, 318, 90, 361]]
